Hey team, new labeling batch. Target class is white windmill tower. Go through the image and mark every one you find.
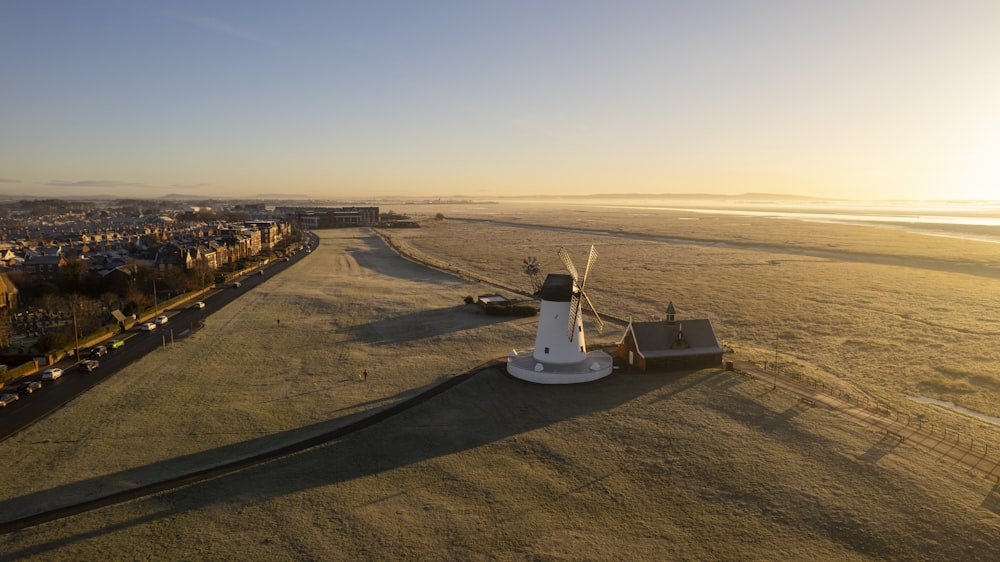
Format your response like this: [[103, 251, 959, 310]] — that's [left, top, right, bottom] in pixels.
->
[[507, 245, 614, 384]]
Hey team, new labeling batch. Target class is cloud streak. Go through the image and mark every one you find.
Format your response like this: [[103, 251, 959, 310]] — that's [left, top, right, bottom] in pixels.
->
[[179, 15, 276, 46], [159, 8, 286, 52]]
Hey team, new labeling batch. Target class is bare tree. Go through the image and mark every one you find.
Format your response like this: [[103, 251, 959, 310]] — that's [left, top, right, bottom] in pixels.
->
[[0, 309, 12, 350], [58, 257, 89, 294], [187, 257, 214, 290], [124, 288, 152, 316]]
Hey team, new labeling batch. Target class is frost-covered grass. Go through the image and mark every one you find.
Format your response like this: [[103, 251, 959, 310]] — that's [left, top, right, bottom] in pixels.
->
[[2, 214, 1000, 560]]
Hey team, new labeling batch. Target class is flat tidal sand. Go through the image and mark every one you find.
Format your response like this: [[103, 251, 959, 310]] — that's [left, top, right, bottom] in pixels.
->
[[1, 215, 1000, 560]]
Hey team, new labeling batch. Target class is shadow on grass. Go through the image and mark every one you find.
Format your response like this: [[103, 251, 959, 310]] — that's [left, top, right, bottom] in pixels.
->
[[647, 369, 728, 403], [860, 437, 901, 464], [347, 236, 464, 285], [760, 403, 806, 432], [342, 304, 520, 345], [0, 365, 723, 557], [981, 480, 1000, 516]]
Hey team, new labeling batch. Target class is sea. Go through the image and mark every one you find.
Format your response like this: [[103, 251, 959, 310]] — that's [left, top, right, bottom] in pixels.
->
[[575, 199, 1000, 244]]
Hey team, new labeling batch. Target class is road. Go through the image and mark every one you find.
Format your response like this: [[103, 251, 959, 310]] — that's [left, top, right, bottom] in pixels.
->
[[0, 232, 319, 442]]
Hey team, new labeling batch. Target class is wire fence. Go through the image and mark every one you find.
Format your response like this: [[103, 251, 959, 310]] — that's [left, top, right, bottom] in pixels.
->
[[732, 361, 1000, 480]]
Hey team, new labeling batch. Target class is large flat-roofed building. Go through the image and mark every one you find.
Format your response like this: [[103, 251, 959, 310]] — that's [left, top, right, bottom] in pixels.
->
[[280, 206, 380, 228]]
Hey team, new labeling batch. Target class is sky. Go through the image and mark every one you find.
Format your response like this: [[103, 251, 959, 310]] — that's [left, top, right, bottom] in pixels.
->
[[2, 0, 999, 201]]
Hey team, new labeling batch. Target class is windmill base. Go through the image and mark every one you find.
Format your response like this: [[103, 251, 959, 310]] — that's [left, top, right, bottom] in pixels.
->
[[506, 349, 614, 385]]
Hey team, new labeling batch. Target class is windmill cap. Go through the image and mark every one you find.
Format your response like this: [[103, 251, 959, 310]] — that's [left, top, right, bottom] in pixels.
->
[[538, 274, 574, 302]]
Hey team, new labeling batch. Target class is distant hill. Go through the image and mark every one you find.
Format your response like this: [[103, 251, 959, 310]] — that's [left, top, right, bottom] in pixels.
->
[[493, 192, 825, 201], [254, 193, 313, 200], [578, 192, 824, 201]]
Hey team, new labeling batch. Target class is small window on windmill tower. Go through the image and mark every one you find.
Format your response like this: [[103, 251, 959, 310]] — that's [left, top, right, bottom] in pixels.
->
[[544, 347, 550, 354]]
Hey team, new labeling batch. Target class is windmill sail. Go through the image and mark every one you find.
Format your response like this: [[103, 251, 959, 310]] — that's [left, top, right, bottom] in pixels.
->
[[582, 292, 605, 334], [558, 247, 579, 283], [581, 245, 597, 289], [558, 245, 603, 340]]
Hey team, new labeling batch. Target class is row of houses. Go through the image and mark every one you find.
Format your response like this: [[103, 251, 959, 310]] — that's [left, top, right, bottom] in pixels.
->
[[4, 220, 292, 283]]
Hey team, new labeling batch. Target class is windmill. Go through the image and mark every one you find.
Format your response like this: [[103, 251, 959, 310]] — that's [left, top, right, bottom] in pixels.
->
[[523, 256, 543, 294], [558, 245, 605, 341], [506, 244, 614, 384]]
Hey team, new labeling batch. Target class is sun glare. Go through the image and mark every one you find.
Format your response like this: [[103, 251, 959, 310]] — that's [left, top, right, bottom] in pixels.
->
[[949, 119, 1000, 202]]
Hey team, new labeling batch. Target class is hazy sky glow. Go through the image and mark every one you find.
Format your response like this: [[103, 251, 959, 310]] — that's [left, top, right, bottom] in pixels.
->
[[2, 0, 999, 200]]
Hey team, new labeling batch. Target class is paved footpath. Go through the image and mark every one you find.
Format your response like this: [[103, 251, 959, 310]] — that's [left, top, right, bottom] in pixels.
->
[[733, 360, 1000, 481]]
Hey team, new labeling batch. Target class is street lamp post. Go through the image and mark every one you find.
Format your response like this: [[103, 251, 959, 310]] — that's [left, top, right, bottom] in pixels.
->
[[72, 303, 80, 364]]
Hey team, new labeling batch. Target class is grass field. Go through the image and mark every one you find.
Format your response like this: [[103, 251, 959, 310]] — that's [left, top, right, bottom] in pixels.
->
[[1, 204, 999, 560], [389, 203, 1000, 420]]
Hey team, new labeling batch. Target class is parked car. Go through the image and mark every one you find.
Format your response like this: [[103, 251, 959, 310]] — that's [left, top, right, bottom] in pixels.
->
[[90, 345, 108, 357], [154, 315, 169, 325], [257, 270, 264, 276], [191, 301, 206, 309], [109, 339, 125, 349], [16, 380, 42, 394], [79, 359, 99, 372], [42, 367, 64, 380], [0, 393, 19, 407], [232, 282, 241, 288], [139, 322, 156, 331]]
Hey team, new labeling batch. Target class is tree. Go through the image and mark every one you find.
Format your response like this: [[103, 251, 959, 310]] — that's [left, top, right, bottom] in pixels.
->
[[0, 309, 11, 351], [57, 257, 89, 294], [73, 295, 105, 336], [162, 266, 188, 296], [186, 257, 214, 290], [127, 259, 155, 293], [101, 291, 120, 311], [124, 288, 151, 316]]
